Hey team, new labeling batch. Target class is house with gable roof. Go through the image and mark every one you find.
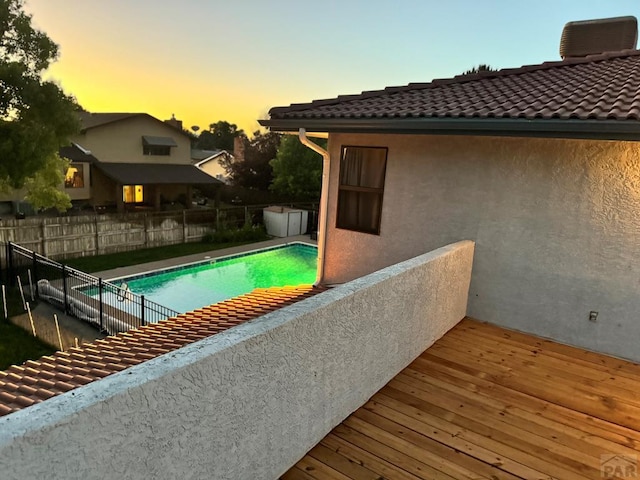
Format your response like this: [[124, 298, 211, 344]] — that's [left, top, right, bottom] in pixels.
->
[[191, 148, 233, 184], [62, 112, 220, 212], [4, 16, 640, 480], [261, 16, 640, 363]]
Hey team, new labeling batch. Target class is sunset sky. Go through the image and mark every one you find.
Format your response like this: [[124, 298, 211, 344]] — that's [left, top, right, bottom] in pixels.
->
[[25, 0, 640, 136]]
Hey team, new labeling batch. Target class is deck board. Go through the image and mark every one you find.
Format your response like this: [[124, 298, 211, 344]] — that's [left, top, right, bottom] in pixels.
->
[[281, 317, 640, 479]]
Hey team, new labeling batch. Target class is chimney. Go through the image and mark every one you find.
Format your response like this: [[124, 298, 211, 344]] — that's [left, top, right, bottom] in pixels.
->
[[560, 16, 638, 59], [165, 114, 183, 131], [233, 135, 245, 161]]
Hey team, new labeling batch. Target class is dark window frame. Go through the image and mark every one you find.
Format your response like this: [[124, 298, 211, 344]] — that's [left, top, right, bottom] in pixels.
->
[[143, 145, 171, 156], [336, 145, 388, 235]]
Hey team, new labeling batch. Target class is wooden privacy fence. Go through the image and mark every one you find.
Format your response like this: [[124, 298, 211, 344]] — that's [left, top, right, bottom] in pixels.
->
[[0, 203, 318, 264], [0, 210, 214, 262]]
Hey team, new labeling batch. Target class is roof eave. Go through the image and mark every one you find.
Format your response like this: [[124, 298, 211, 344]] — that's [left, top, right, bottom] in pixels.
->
[[259, 118, 640, 141]]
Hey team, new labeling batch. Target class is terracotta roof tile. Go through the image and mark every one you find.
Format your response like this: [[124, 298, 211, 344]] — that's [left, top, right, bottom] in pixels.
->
[[267, 50, 640, 124], [0, 285, 322, 418]]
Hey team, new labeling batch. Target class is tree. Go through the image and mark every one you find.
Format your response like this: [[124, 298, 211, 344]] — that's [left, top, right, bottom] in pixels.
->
[[195, 121, 244, 151], [23, 153, 71, 211], [0, 0, 79, 211], [270, 135, 324, 200], [221, 131, 281, 190], [461, 64, 498, 75]]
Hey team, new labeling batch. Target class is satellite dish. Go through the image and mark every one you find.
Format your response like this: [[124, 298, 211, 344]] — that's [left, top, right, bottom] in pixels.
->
[[191, 125, 200, 133]]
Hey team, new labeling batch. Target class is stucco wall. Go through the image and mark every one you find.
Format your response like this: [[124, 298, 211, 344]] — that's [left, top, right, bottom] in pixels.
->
[[0, 240, 473, 480], [198, 156, 227, 181], [73, 116, 192, 165], [323, 133, 640, 360]]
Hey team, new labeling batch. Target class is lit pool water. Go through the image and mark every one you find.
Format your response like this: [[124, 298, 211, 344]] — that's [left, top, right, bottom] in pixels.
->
[[106, 243, 317, 313]]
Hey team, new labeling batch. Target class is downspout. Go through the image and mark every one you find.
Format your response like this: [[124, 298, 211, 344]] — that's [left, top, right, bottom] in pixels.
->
[[298, 128, 329, 286]]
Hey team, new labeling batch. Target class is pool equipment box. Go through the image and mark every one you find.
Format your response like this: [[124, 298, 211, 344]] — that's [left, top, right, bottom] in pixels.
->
[[263, 206, 308, 237]]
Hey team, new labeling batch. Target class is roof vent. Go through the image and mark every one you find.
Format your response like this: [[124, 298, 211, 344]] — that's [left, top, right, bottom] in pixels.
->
[[560, 16, 637, 59]]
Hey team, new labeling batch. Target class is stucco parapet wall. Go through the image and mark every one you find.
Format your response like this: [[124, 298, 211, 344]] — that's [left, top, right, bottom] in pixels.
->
[[0, 240, 474, 480]]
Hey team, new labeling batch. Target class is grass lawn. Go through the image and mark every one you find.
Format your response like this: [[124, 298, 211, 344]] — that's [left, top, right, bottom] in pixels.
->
[[0, 288, 55, 369], [0, 320, 56, 370], [65, 239, 265, 273]]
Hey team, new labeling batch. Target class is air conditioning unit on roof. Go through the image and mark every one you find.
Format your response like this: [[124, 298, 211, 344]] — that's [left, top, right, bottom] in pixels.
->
[[560, 16, 638, 59]]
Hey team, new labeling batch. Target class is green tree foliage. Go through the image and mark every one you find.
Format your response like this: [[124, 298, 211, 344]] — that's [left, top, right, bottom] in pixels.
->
[[270, 135, 325, 200], [461, 64, 498, 75], [195, 121, 244, 151], [24, 153, 71, 211], [0, 0, 79, 211], [221, 131, 281, 190]]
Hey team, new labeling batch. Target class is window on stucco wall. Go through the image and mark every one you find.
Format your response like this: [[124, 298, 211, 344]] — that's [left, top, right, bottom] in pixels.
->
[[336, 146, 387, 235], [64, 164, 84, 188]]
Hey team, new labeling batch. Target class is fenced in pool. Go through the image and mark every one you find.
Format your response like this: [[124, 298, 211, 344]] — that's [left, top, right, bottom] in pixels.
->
[[4, 241, 317, 334], [91, 243, 317, 313]]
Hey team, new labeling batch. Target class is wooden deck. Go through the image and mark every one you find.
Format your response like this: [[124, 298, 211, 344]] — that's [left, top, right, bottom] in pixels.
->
[[281, 317, 640, 480]]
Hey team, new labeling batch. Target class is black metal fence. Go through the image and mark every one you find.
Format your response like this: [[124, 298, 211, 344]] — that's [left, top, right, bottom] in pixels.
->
[[5, 242, 179, 334]]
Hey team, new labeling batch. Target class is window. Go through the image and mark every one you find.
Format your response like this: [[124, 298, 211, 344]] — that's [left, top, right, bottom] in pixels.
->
[[143, 145, 171, 156], [336, 146, 387, 234], [64, 164, 84, 188], [123, 185, 143, 203], [141, 135, 177, 156]]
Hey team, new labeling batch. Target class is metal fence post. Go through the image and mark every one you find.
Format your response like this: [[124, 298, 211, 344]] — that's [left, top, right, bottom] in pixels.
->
[[32, 251, 38, 299], [141, 295, 146, 327], [62, 265, 69, 314], [99, 278, 104, 331]]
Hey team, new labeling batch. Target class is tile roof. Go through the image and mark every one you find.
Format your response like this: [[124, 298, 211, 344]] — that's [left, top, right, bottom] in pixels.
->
[[0, 285, 322, 418], [263, 50, 640, 136]]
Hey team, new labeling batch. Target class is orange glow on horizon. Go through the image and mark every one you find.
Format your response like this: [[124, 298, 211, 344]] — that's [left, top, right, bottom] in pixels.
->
[[45, 61, 269, 137]]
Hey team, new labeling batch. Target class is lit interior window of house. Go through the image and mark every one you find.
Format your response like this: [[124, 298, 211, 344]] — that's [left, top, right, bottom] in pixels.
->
[[64, 165, 84, 188], [123, 185, 144, 203]]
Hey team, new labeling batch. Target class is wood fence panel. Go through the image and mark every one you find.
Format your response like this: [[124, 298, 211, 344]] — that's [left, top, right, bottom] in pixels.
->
[[0, 203, 317, 265]]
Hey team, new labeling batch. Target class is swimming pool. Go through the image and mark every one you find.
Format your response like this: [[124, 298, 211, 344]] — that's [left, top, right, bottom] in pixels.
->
[[97, 243, 317, 313]]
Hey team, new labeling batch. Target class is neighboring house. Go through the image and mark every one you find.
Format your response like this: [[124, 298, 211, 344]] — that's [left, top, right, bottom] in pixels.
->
[[191, 148, 233, 183], [60, 112, 220, 212], [261, 17, 640, 362], [0, 143, 98, 216], [4, 17, 640, 480]]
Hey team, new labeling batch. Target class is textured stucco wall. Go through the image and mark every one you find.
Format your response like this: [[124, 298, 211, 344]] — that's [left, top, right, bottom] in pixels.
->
[[199, 156, 228, 180], [0, 241, 473, 480], [324, 133, 640, 360]]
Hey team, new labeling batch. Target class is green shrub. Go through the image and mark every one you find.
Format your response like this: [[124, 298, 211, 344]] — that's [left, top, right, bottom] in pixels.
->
[[202, 224, 268, 244]]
